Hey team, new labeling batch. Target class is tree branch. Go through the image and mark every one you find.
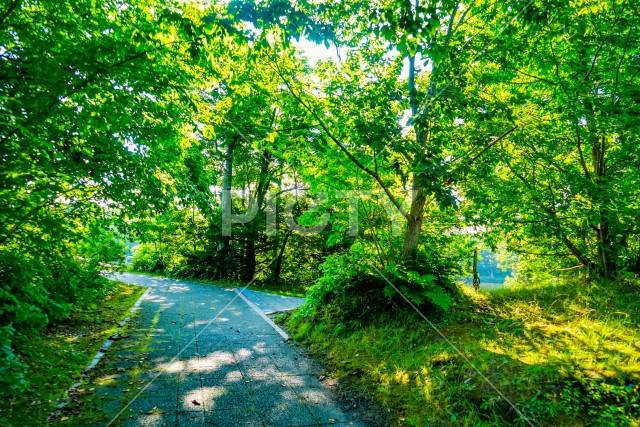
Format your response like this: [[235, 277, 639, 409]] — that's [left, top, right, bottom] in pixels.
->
[[453, 125, 518, 169], [575, 131, 591, 179], [273, 60, 409, 219]]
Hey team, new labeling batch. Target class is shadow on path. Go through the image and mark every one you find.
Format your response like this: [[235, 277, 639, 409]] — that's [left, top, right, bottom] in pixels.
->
[[57, 273, 363, 427]]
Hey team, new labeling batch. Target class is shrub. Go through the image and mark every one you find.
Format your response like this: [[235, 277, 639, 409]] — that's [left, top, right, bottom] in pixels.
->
[[296, 245, 458, 322], [0, 249, 110, 395], [131, 243, 165, 272]]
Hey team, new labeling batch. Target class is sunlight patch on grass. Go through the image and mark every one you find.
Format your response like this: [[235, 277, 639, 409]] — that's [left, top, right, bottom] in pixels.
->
[[286, 277, 640, 426]]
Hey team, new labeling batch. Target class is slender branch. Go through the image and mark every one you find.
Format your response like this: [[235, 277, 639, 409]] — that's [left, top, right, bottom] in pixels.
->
[[549, 40, 561, 80], [444, 2, 459, 50], [583, 17, 618, 81], [575, 131, 592, 180], [561, 234, 593, 268], [455, 125, 518, 168], [273, 60, 409, 219], [555, 264, 585, 271], [507, 65, 557, 86], [512, 249, 573, 257], [453, 5, 471, 33], [614, 15, 634, 103]]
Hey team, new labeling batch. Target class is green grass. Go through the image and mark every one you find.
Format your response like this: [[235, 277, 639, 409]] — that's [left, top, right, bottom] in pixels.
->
[[0, 282, 145, 427], [285, 276, 640, 426]]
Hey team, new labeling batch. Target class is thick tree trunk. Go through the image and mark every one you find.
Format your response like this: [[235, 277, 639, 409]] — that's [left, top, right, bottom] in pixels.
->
[[401, 179, 426, 259]]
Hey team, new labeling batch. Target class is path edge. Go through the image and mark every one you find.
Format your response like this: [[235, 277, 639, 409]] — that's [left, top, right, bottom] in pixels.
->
[[48, 285, 151, 418], [234, 288, 290, 341]]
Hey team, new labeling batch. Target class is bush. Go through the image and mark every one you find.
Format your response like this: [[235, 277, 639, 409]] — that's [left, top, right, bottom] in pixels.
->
[[131, 243, 165, 272], [0, 249, 110, 395], [0, 223, 121, 395], [296, 244, 458, 322]]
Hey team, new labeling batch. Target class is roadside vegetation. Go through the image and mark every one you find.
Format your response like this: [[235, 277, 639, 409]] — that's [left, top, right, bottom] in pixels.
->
[[286, 275, 640, 426], [2, 0, 638, 425], [0, 282, 145, 426]]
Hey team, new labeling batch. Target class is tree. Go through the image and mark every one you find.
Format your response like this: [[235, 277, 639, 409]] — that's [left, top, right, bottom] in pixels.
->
[[457, 0, 640, 277], [0, 0, 208, 390]]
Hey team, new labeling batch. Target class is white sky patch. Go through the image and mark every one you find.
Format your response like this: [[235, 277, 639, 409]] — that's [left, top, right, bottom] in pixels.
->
[[293, 38, 339, 65]]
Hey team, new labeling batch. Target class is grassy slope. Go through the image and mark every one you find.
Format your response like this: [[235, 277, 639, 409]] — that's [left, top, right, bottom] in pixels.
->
[[0, 282, 145, 426], [286, 277, 640, 426]]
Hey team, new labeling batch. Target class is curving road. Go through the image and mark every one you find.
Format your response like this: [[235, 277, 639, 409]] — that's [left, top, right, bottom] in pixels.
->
[[61, 273, 363, 427]]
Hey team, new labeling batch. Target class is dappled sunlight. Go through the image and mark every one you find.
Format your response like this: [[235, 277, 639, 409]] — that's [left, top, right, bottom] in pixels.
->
[[166, 284, 191, 293], [476, 314, 640, 379], [136, 413, 165, 426], [201, 385, 227, 403], [186, 319, 217, 329], [187, 355, 236, 373], [156, 359, 186, 373], [159, 302, 176, 310], [222, 370, 244, 382], [49, 273, 353, 426], [201, 350, 235, 360], [91, 374, 118, 386], [180, 388, 205, 411], [234, 348, 253, 361], [245, 365, 282, 380], [143, 294, 168, 304]]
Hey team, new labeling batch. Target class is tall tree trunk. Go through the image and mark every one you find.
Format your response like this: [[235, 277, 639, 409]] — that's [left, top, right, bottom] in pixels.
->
[[472, 248, 480, 290], [243, 238, 256, 282], [399, 3, 460, 260], [401, 180, 426, 258], [580, 44, 618, 277], [273, 231, 290, 284], [243, 150, 272, 282], [217, 139, 234, 279], [401, 51, 431, 260]]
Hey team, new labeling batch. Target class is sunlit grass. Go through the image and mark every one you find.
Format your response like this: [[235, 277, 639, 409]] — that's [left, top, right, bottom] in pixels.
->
[[286, 277, 640, 426]]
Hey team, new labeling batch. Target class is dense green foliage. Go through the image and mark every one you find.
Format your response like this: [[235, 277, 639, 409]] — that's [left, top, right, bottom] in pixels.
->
[[0, 0, 202, 392], [1, 0, 638, 423]]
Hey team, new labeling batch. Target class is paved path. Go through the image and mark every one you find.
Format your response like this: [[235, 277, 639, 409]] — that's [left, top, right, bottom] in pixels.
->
[[237, 289, 306, 315], [62, 273, 362, 427]]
